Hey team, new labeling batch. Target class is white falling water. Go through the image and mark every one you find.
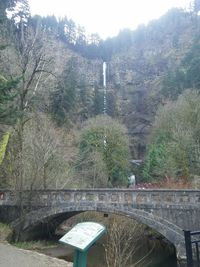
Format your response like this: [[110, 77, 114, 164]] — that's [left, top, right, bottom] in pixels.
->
[[103, 62, 107, 115], [103, 62, 107, 87], [103, 62, 107, 147]]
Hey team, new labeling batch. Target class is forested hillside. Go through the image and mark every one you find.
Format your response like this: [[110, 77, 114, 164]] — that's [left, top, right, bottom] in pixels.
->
[[1, 0, 200, 189]]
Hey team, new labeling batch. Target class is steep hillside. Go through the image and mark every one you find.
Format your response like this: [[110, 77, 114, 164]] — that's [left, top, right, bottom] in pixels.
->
[[1, 3, 200, 175], [106, 8, 200, 158]]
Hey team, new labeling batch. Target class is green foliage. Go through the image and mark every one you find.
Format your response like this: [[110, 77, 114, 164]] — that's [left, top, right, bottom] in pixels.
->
[[162, 38, 200, 99], [0, 75, 19, 124], [143, 143, 167, 181], [0, 0, 16, 22], [162, 70, 186, 100], [93, 87, 104, 115], [29, 15, 104, 60], [11, 5, 191, 62], [8, 0, 30, 23], [76, 115, 131, 187], [143, 90, 200, 181], [182, 39, 200, 88], [0, 223, 12, 241], [50, 60, 78, 126], [0, 132, 10, 165], [50, 59, 93, 126]]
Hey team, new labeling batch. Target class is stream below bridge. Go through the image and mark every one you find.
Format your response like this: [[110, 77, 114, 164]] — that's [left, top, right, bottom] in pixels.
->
[[33, 236, 180, 267]]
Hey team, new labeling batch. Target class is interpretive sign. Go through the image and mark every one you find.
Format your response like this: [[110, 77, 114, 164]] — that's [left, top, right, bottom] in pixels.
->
[[59, 222, 106, 251], [59, 222, 106, 267]]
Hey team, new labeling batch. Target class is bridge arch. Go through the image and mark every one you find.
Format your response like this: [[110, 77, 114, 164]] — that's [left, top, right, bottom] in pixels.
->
[[11, 203, 185, 257]]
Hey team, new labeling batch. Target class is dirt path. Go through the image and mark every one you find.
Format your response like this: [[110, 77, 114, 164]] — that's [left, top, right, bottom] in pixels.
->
[[0, 242, 72, 267]]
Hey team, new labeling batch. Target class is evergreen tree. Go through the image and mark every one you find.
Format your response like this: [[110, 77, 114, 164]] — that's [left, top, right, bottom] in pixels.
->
[[93, 87, 103, 115], [7, 0, 30, 22], [50, 59, 78, 126], [0, 75, 19, 124], [162, 38, 200, 99], [0, 0, 18, 23], [143, 90, 200, 181]]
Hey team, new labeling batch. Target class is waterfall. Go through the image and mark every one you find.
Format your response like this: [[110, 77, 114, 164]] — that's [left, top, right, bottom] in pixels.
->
[[103, 62, 107, 87], [103, 62, 107, 147], [103, 62, 107, 115]]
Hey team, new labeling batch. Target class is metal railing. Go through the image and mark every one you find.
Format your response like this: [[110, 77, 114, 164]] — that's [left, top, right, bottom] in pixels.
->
[[184, 230, 200, 267]]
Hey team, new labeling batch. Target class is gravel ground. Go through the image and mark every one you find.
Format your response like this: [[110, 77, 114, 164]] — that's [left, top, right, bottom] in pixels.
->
[[0, 242, 72, 267]]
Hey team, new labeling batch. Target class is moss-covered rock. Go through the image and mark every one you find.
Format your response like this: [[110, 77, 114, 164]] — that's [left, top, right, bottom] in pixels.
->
[[0, 132, 10, 165], [0, 223, 12, 242]]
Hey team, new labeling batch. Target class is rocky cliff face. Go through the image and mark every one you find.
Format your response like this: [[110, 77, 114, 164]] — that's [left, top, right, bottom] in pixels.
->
[[104, 9, 198, 158], [42, 9, 198, 159]]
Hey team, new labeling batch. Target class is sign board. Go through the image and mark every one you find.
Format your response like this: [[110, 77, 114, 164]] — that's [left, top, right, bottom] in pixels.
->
[[59, 222, 106, 251]]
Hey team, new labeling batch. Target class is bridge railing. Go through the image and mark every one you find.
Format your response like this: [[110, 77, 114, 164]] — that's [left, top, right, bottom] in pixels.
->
[[184, 230, 200, 267], [1, 189, 200, 207]]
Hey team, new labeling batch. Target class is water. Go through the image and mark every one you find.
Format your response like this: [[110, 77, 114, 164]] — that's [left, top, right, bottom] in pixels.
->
[[39, 243, 105, 267], [32, 199, 179, 267], [103, 62, 107, 115], [38, 240, 178, 267], [103, 62, 107, 88], [103, 62, 107, 147]]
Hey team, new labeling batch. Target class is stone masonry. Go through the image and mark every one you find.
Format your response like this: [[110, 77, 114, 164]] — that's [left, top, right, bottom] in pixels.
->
[[1, 189, 200, 259]]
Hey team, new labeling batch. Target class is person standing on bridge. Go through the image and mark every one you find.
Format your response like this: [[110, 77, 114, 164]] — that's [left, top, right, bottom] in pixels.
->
[[127, 174, 136, 188]]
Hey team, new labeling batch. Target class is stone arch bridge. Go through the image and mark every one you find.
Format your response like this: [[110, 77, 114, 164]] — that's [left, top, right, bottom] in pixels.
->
[[1, 189, 200, 259]]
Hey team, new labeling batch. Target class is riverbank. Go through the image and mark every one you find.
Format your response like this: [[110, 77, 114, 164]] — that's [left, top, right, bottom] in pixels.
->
[[0, 242, 72, 267]]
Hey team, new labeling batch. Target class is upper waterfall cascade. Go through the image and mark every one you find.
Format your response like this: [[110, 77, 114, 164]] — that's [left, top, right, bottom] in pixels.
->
[[103, 62, 107, 115]]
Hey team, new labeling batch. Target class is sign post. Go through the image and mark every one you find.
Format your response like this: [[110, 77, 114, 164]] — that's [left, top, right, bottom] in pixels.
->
[[59, 222, 106, 267], [73, 249, 88, 267]]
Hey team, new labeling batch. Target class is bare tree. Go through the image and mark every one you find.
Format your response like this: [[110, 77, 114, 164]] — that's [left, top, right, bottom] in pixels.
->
[[62, 212, 154, 267], [8, 17, 56, 191], [0, 16, 57, 240], [22, 112, 75, 189], [104, 216, 154, 267]]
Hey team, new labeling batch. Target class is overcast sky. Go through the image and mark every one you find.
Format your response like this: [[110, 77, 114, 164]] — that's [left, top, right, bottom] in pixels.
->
[[28, 0, 190, 39]]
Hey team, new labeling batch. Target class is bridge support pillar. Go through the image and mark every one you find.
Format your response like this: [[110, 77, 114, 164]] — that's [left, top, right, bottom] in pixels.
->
[[176, 244, 187, 267]]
